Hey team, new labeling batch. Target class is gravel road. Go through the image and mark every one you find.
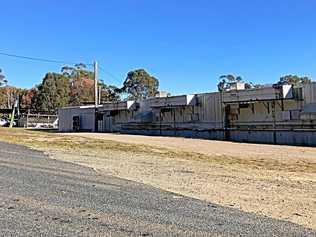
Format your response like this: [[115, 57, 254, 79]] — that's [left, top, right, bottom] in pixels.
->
[[0, 142, 315, 237]]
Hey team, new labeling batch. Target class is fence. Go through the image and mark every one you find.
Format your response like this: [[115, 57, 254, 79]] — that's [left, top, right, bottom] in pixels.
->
[[18, 114, 58, 129]]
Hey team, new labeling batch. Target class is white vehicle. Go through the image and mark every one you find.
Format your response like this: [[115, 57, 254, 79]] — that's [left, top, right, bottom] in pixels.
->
[[0, 118, 8, 127]]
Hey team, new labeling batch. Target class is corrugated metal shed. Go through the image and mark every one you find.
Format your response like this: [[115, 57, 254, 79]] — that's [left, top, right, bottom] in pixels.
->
[[303, 82, 316, 104], [57, 83, 316, 146], [58, 105, 97, 132], [98, 101, 137, 112], [222, 85, 293, 103], [148, 95, 197, 108]]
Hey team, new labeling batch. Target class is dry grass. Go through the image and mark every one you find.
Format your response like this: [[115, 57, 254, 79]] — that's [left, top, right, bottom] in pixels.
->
[[0, 127, 315, 230], [0, 128, 315, 173]]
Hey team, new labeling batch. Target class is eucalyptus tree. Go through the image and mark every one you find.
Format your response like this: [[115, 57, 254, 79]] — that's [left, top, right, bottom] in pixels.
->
[[121, 69, 159, 100], [217, 74, 243, 92], [277, 75, 312, 86]]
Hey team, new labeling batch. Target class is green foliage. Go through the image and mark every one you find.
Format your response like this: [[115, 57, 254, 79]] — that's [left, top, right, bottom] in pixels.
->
[[61, 63, 94, 79], [99, 80, 120, 103], [122, 69, 159, 100], [62, 63, 95, 106], [34, 73, 70, 112], [219, 74, 242, 82], [0, 65, 160, 112], [20, 88, 36, 109], [68, 77, 95, 106], [277, 75, 312, 86], [218, 74, 243, 92]]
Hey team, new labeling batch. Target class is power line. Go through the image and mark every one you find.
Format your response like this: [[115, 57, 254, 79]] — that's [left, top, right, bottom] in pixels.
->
[[0, 50, 93, 66], [98, 65, 122, 84], [0, 50, 123, 85]]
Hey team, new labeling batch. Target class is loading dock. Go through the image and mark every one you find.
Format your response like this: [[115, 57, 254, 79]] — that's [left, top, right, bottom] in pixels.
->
[[58, 83, 316, 146]]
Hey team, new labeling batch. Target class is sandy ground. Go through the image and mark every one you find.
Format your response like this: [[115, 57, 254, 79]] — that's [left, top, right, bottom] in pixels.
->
[[52, 132, 316, 230]]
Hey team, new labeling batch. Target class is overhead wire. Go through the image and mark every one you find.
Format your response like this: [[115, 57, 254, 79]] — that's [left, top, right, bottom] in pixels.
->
[[0, 50, 93, 66], [0, 50, 122, 86], [98, 64, 122, 85]]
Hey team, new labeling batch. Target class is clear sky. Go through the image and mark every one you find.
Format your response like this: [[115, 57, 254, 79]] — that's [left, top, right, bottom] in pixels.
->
[[0, 0, 315, 95]]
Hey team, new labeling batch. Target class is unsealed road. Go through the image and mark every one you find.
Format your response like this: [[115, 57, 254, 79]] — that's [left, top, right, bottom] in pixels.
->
[[0, 142, 315, 236]]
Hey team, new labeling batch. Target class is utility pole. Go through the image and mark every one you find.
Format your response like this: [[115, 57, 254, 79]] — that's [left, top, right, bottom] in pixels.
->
[[94, 61, 98, 107], [98, 85, 102, 105], [9, 99, 18, 128]]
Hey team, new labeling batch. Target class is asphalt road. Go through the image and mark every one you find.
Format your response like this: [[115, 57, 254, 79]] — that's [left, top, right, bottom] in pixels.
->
[[0, 142, 315, 237]]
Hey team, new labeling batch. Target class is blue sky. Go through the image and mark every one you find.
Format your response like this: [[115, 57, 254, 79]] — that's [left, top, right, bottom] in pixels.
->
[[0, 0, 315, 95]]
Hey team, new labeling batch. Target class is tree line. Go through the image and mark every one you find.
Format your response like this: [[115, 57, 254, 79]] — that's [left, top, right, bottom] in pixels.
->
[[0, 65, 313, 113], [217, 74, 312, 92], [0, 65, 159, 112]]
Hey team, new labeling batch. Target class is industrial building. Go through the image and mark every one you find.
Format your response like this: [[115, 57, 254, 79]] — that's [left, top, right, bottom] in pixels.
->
[[58, 82, 316, 146]]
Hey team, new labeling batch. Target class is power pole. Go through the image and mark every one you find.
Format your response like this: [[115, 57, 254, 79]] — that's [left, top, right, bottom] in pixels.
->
[[9, 99, 18, 128], [98, 85, 102, 105], [94, 61, 98, 107]]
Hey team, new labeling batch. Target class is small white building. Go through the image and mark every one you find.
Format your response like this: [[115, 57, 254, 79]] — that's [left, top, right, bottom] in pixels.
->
[[58, 105, 99, 132]]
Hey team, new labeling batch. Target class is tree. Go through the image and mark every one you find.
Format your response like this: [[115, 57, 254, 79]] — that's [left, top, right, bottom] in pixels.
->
[[121, 69, 159, 100], [276, 75, 312, 86], [217, 74, 243, 92], [61, 63, 95, 106], [0, 86, 21, 109], [61, 63, 93, 79], [34, 73, 70, 112], [219, 74, 242, 82], [98, 80, 120, 103], [217, 74, 265, 91], [68, 76, 95, 106], [20, 88, 37, 110], [0, 69, 7, 87]]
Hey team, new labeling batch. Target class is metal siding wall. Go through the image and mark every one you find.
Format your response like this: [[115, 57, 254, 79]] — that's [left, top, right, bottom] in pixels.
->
[[229, 99, 302, 127], [80, 112, 95, 131], [58, 109, 69, 132], [237, 102, 273, 123], [303, 83, 316, 104], [58, 107, 96, 132], [57, 87, 316, 146], [58, 108, 77, 132], [195, 93, 223, 128]]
